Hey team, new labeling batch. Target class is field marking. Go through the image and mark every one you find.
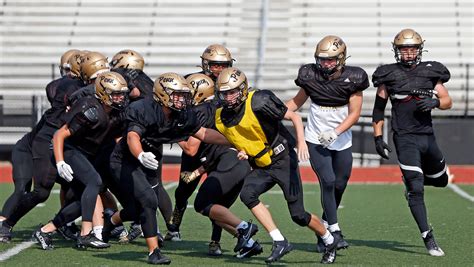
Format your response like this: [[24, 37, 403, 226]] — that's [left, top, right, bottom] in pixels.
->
[[447, 184, 474, 202], [0, 241, 35, 262], [164, 182, 178, 190]]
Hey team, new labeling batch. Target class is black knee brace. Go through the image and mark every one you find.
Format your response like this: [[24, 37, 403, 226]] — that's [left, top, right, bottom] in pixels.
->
[[240, 186, 260, 209], [291, 211, 311, 227]]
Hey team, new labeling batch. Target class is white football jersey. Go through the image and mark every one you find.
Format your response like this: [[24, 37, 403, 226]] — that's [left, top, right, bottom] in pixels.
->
[[305, 102, 352, 151]]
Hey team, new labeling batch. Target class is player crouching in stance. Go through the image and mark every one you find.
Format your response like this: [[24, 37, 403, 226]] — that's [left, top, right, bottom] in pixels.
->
[[33, 71, 129, 250]]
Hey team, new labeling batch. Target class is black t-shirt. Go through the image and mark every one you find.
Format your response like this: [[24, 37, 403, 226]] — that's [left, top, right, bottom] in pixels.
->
[[372, 61, 450, 134], [64, 96, 112, 155], [295, 64, 369, 106], [43, 77, 84, 128], [181, 101, 229, 171], [120, 98, 201, 156], [220, 90, 296, 148]]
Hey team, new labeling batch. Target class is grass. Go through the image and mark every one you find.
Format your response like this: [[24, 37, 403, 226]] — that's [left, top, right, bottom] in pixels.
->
[[0, 182, 473, 266]]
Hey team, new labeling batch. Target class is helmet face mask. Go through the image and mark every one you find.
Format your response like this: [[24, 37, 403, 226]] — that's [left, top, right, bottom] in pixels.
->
[[154, 73, 192, 111], [95, 72, 130, 110], [216, 67, 248, 110], [186, 73, 215, 105], [110, 49, 145, 70], [201, 44, 234, 78], [314, 35, 347, 77], [392, 28, 424, 66], [59, 49, 80, 77]]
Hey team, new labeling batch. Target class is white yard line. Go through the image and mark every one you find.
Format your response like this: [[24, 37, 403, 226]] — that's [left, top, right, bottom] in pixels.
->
[[447, 184, 474, 202], [0, 241, 35, 262], [164, 182, 179, 190]]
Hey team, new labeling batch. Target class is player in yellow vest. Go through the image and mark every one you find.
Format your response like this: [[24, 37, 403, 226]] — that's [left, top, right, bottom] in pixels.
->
[[215, 67, 340, 264]]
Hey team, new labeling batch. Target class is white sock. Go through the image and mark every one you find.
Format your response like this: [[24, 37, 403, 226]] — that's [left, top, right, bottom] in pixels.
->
[[328, 223, 340, 233], [269, 229, 285, 241], [244, 238, 256, 248], [421, 230, 430, 239], [322, 220, 329, 229], [321, 230, 334, 245], [236, 221, 248, 230], [93, 226, 103, 240]]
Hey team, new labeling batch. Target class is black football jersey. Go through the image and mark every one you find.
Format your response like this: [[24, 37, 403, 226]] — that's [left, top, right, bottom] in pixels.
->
[[220, 90, 296, 148], [124, 98, 201, 152], [295, 64, 369, 107], [64, 96, 112, 155], [43, 77, 84, 128], [114, 68, 154, 101], [372, 61, 450, 134]]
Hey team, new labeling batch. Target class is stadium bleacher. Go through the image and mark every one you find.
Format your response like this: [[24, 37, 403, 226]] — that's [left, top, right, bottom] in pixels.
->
[[0, 0, 472, 145]]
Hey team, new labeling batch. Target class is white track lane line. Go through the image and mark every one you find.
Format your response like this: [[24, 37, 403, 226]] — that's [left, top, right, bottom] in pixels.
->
[[0, 241, 35, 262], [447, 184, 474, 202]]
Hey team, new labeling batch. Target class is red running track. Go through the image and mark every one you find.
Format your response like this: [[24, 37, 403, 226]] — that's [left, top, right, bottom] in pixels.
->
[[0, 163, 472, 184]]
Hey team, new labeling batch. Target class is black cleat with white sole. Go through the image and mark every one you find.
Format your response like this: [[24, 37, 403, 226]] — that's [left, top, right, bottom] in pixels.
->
[[265, 239, 293, 263]]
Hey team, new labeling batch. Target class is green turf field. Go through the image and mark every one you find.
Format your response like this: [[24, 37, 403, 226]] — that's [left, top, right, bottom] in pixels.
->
[[0, 183, 472, 266]]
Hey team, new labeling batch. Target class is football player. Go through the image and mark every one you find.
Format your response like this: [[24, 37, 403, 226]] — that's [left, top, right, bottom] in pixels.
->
[[372, 29, 452, 256], [287, 35, 369, 252]]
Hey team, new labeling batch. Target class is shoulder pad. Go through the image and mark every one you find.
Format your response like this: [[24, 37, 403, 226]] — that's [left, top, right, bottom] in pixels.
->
[[372, 63, 397, 87], [82, 106, 99, 123], [297, 64, 316, 83], [345, 66, 369, 85], [423, 61, 450, 83]]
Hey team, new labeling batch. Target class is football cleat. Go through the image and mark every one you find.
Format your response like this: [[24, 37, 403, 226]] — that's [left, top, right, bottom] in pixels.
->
[[321, 233, 341, 264], [76, 231, 110, 249], [234, 221, 258, 252], [148, 248, 171, 265], [101, 210, 116, 243], [332, 231, 349, 250], [208, 241, 222, 256], [265, 239, 293, 263], [164, 231, 181, 242], [316, 234, 325, 253], [236, 240, 263, 259], [33, 225, 54, 250], [57, 223, 79, 241], [125, 223, 142, 243], [423, 229, 445, 256], [0, 222, 12, 243]]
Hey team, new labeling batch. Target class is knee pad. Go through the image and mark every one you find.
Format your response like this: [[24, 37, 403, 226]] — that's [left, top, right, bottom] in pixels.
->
[[291, 211, 311, 227], [406, 185, 424, 207], [240, 187, 260, 209], [139, 189, 158, 210], [34, 187, 52, 203], [195, 203, 213, 217]]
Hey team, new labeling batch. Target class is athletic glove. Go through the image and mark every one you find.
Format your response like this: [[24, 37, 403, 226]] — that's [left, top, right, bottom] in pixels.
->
[[180, 171, 199, 184], [138, 151, 159, 170], [416, 98, 440, 112], [374, 135, 392, 159], [125, 69, 139, 81], [318, 130, 339, 148], [56, 161, 74, 182]]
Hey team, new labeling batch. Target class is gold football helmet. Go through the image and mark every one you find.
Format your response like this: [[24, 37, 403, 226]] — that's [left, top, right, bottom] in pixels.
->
[[201, 44, 234, 77], [154, 72, 192, 110], [216, 67, 248, 109], [110, 49, 145, 71], [314, 35, 347, 76], [67, 50, 86, 79], [392, 28, 424, 66], [95, 71, 129, 110], [59, 49, 80, 77], [81, 51, 110, 83], [186, 73, 215, 105]]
